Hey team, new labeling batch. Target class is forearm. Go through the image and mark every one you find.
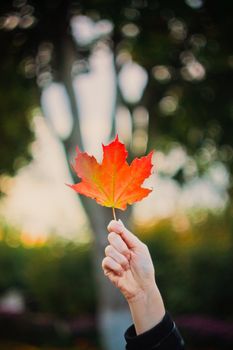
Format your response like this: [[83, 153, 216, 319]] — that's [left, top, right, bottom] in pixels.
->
[[128, 283, 165, 335]]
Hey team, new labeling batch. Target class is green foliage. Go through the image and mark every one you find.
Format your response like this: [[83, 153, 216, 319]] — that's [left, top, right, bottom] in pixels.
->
[[136, 209, 233, 319], [0, 242, 26, 292], [24, 243, 96, 316], [0, 50, 37, 176], [0, 236, 96, 316]]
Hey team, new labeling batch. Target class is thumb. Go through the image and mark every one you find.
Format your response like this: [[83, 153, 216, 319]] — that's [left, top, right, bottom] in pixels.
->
[[107, 219, 140, 249]]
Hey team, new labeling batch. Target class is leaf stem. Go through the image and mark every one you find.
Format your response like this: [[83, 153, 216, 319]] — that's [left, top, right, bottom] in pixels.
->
[[112, 207, 117, 220]]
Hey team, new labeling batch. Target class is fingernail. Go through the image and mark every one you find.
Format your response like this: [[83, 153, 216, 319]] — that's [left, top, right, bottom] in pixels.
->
[[118, 219, 123, 225]]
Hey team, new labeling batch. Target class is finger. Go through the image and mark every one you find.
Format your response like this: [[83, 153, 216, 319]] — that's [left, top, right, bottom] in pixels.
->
[[102, 256, 123, 275], [107, 220, 140, 249], [108, 232, 130, 259], [105, 245, 130, 269]]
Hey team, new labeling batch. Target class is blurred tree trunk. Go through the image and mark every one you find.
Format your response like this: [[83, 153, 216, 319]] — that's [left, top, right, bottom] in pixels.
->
[[54, 35, 132, 350]]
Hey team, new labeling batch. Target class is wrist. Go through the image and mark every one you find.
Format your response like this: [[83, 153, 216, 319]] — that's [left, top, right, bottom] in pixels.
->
[[127, 282, 159, 304], [128, 283, 165, 335]]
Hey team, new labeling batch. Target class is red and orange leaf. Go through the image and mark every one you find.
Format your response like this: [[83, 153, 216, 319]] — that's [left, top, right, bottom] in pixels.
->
[[68, 135, 154, 210]]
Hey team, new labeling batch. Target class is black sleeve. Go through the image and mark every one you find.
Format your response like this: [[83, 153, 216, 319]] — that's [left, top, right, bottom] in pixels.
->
[[125, 311, 185, 350]]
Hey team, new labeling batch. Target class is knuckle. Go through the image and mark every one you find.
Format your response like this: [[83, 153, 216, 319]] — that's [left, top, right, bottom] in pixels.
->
[[116, 264, 123, 272], [105, 245, 112, 256], [107, 220, 114, 232], [108, 232, 116, 242], [102, 258, 107, 269], [107, 220, 118, 232], [122, 246, 129, 255], [121, 256, 128, 266], [141, 242, 148, 250], [104, 269, 110, 277]]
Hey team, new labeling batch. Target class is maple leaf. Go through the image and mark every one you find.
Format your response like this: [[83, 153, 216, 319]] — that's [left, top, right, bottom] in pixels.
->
[[68, 135, 154, 213]]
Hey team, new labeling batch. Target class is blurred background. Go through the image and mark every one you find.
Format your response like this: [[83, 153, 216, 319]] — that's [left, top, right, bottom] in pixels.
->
[[0, 0, 233, 349]]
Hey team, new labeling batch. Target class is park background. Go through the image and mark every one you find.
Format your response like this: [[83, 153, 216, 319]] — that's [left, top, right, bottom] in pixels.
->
[[0, 0, 233, 349]]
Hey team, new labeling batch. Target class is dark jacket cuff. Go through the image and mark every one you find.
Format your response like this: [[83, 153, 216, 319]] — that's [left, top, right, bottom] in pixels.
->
[[125, 311, 185, 349]]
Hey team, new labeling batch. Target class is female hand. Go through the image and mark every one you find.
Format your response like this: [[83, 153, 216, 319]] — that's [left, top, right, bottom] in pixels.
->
[[102, 219, 165, 334], [102, 219, 156, 301]]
